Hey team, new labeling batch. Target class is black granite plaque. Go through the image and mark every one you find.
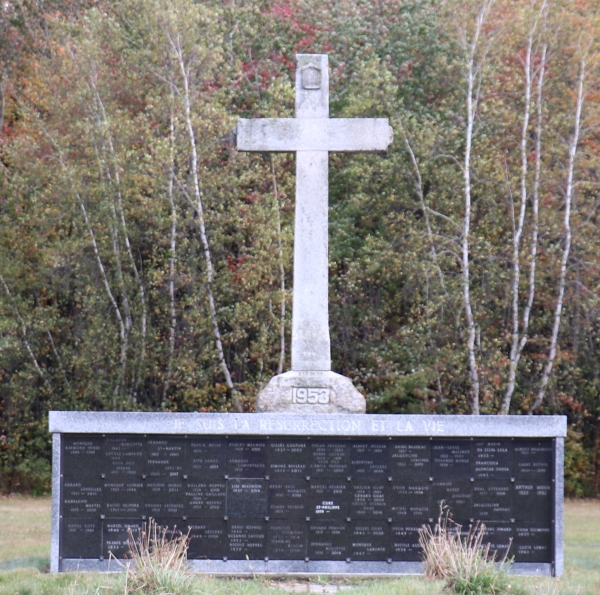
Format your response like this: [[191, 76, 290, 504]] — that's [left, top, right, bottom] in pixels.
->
[[146, 437, 185, 478], [227, 440, 267, 478], [481, 522, 513, 560], [350, 482, 388, 519], [59, 434, 556, 568], [185, 480, 226, 517], [514, 440, 553, 482], [432, 440, 472, 479], [62, 518, 102, 558], [351, 521, 389, 560], [268, 479, 309, 518], [309, 479, 350, 518], [391, 522, 425, 561], [390, 440, 431, 480], [432, 480, 472, 523], [268, 440, 308, 477], [472, 481, 512, 521], [103, 519, 143, 558], [227, 479, 268, 518], [308, 521, 349, 560], [145, 479, 185, 517], [62, 477, 103, 516], [104, 478, 144, 517], [474, 440, 512, 480], [513, 481, 552, 523], [227, 521, 267, 559], [187, 439, 227, 478], [514, 525, 552, 562], [152, 516, 185, 534], [309, 441, 349, 478], [187, 519, 227, 559], [268, 520, 308, 559], [62, 437, 103, 477], [103, 436, 145, 477], [390, 482, 432, 521], [350, 441, 388, 478]]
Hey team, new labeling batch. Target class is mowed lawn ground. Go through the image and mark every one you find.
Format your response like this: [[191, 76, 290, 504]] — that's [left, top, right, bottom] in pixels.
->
[[0, 497, 598, 595]]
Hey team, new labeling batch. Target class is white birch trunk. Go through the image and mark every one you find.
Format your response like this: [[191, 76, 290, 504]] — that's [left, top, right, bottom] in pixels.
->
[[169, 32, 240, 411], [458, 1, 495, 414], [78, 196, 130, 408], [401, 127, 447, 296], [501, 40, 547, 414], [89, 81, 148, 400], [529, 52, 586, 413], [47, 329, 73, 394], [89, 130, 133, 403], [503, 34, 533, 415], [500, 5, 547, 414], [163, 99, 178, 407], [43, 128, 130, 407]]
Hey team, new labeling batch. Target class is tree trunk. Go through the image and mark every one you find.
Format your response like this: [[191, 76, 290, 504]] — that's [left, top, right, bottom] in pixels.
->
[[169, 31, 241, 412], [529, 52, 586, 414]]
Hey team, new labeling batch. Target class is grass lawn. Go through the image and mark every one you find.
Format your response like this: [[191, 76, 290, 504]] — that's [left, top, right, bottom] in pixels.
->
[[0, 496, 598, 595]]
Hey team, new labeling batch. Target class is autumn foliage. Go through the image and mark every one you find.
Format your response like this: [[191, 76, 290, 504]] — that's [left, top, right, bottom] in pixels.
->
[[1, 0, 600, 496]]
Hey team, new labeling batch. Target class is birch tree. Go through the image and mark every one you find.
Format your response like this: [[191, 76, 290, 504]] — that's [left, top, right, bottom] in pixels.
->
[[500, 1, 548, 414], [454, 0, 496, 414], [161, 0, 241, 411], [162, 96, 178, 407], [529, 39, 592, 413]]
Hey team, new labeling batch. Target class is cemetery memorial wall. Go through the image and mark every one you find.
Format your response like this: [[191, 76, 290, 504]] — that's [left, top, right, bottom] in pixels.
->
[[49, 412, 566, 577]]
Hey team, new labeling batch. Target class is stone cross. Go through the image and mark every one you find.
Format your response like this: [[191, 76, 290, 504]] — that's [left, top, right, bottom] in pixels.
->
[[237, 54, 393, 413]]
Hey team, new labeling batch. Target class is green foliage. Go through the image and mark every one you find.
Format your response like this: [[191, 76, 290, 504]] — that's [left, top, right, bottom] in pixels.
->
[[564, 428, 595, 498], [1, 0, 600, 495], [453, 569, 525, 595]]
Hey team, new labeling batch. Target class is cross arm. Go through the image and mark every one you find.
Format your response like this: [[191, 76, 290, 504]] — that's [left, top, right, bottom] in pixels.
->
[[237, 118, 393, 152]]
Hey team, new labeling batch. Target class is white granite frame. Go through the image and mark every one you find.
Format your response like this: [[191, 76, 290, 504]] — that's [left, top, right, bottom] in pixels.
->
[[50, 433, 62, 573], [49, 412, 566, 438], [49, 412, 567, 577], [58, 558, 552, 577], [554, 437, 564, 576]]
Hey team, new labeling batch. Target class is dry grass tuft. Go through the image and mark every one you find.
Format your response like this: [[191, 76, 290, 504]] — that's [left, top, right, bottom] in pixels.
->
[[112, 518, 198, 595], [418, 506, 524, 595]]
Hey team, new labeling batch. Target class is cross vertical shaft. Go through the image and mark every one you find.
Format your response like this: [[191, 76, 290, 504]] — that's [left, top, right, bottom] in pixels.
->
[[292, 55, 330, 371]]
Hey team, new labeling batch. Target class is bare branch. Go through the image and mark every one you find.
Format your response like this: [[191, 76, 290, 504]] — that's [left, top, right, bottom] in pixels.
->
[[0, 275, 50, 386]]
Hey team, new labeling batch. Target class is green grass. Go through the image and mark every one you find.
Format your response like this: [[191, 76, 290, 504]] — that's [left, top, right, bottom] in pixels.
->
[[0, 496, 598, 595], [0, 496, 51, 570]]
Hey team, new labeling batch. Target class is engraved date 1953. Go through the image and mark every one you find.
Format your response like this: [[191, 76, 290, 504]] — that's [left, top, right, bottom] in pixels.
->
[[291, 387, 330, 404]]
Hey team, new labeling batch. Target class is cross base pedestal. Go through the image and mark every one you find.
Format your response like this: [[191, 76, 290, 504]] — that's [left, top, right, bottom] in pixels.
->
[[256, 371, 366, 414]]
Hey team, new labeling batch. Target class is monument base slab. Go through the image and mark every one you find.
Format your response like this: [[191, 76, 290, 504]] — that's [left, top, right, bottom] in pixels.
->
[[256, 370, 366, 413]]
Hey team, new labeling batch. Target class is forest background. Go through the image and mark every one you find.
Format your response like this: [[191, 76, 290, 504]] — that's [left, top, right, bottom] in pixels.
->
[[0, 0, 599, 497]]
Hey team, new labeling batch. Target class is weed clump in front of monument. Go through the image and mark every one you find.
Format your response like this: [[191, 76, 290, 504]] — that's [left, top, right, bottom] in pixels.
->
[[419, 507, 526, 595], [112, 519, 197, 595]]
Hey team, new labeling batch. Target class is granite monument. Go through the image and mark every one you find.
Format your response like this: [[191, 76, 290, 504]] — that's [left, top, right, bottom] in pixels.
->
[[49, 54, 566, 579]]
